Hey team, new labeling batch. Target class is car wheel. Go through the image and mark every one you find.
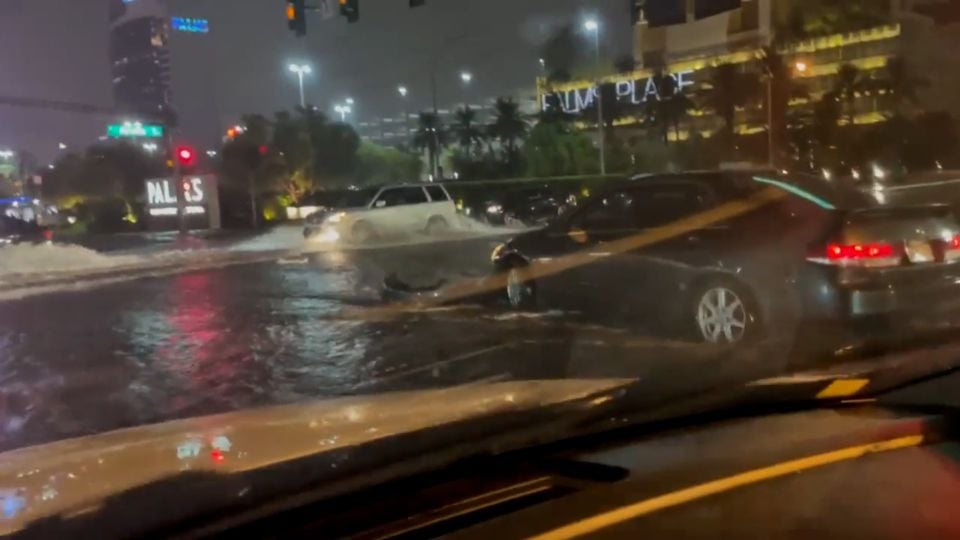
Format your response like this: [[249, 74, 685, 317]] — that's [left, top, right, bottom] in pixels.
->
[[426, 216, 449, 236], [505, 263, 536, 310], [351, 221, 376, 244], [689, 279, 760, 345]]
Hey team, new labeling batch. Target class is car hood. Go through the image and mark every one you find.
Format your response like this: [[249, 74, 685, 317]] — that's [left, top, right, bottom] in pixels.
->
[[0, 379, 631, 536]]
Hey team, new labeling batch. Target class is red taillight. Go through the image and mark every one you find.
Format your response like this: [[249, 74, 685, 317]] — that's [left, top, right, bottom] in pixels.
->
[[818, 242, 899, 267], [42, 229, 53, 242], [951, 235, 960, 250]]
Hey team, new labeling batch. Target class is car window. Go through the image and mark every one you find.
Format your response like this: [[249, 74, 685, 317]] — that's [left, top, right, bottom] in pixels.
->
[[632, 182, 712, 227], [425, 186, 449, 202], [575, 191, 639, 232], [574, 182, 710, 231], [373, 187, 429, 208]]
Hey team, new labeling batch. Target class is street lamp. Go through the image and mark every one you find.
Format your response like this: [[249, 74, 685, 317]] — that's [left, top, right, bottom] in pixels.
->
[[583, 18, 605, 175], [398, 86, 410, 137], [795, 61, 809, 74], [58, 142, 67, 150], [460, 71, 473, 84], [334, 104, 352, 122], [288, 63, 313, 108]]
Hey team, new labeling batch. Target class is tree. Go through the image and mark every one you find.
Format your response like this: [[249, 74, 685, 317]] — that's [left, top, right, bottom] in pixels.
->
[[522, 121, 598, 177], [488, 98, 528, 154], [581, 82, 633, 130], [272, 110, 313, 176], [354, 142, 422, 186], [451, 106, 485, 156], [834, 63, 867, 127], [881, 56, 928, 117], [760, 46, 807, 163], [642, 72, 692, 145], [812, 90, 842, 162], [413, 112, 447, 177], [540, 25, 582, 82], [704, 63, 759, 156]]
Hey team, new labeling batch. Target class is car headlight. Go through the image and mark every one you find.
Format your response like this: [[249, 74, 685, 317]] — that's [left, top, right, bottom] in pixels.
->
[[487, 204, 503, 214], [325, 212, 346, 224], [491, 243, 510, 263]]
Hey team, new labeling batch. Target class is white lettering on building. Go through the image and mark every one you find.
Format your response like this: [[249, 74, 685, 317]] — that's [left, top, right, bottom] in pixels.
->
[[542, 69, 695, 113]]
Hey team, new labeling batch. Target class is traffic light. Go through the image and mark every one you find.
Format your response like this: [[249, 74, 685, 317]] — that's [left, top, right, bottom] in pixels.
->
[[339, 0, 359, 23], [287, 0, 307, 36], [176, 146, 196, 167]]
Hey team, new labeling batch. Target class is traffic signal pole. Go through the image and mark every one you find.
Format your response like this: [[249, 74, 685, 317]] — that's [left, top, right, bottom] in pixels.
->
[[166, 129, 187, 233]]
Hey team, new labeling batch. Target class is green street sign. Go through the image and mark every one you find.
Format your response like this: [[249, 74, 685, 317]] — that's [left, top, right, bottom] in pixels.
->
[[107, 123, 164, 138]]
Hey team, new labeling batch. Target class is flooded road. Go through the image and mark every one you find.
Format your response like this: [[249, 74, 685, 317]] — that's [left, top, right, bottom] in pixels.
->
[[0, 230, 857, 452]]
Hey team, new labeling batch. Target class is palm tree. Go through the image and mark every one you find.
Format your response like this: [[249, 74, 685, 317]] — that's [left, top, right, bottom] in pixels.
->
[[451, 106, 484, 156], [835, 63, 865, 126], [413, 112, 446, 176], [760, 46, 808, 163], [642, 73, 692, 145], [488, 98, 528, 155], [882, 57, 928, 117], [704, 63, 759, 154], [813, 90, 841, 156]]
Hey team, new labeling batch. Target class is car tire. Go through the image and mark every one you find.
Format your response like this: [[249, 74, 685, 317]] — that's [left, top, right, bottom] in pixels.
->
[[504, 262, 537, 310], [351, 221, 377, 244], [426, 216, 449, 236], [687, 278, 761, 345]]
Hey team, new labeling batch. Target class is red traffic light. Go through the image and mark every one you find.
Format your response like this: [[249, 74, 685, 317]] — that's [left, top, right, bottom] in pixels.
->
[[176, 146, 196, 166]]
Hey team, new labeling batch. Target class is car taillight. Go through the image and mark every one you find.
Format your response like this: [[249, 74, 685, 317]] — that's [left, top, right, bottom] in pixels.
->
[[42, 229, 53, 242], [811, 242, 901, 267], [944, 234, 960, 262]]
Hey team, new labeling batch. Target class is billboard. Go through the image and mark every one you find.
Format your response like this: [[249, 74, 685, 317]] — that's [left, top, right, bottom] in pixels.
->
[[145, 175, 220, 230]]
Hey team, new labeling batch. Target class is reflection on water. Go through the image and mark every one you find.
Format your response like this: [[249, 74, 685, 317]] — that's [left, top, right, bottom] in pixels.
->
[[0, 259, 377, 452]]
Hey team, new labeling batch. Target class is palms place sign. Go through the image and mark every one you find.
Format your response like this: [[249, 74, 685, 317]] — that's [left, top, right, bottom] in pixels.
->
[[540, 69, 696, 113]]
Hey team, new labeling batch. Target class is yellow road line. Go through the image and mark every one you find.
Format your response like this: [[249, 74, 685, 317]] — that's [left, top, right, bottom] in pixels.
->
[[530, 435, 923, 540], [817, 378, 870, 399]]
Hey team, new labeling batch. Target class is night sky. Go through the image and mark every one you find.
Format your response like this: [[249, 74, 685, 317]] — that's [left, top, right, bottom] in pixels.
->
[[0, 0, 631, 163]]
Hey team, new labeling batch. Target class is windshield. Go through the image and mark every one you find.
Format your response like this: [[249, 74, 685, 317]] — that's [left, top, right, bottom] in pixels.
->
[[331, 188, 379, 209], [4, 0, 960, 523]]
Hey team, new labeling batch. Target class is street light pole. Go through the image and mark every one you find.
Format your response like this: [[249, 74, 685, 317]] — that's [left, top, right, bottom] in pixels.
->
[[288, 63, 312, 108], [398, 85, 409, 138], [585, 19, 606, 176], [296, 71, 306, 108]]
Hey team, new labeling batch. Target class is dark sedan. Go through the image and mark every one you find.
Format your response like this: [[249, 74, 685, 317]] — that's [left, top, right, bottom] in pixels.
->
[[492, 171, 960, 346], [0, 216, 52, 246]]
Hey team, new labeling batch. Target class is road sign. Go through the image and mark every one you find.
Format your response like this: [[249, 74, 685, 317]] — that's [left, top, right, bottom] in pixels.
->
[[107, 123, 164, 138], [171, 17, 210, 33]]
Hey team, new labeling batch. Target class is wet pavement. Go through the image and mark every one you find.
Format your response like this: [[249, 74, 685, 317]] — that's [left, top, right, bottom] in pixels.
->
[[8, 219, 951, 453], [0, 230, 798, 453]]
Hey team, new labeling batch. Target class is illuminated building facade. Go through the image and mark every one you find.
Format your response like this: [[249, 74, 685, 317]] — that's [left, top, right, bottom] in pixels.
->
[[109, 0, 172, 121], [538, 0, 960, 142]]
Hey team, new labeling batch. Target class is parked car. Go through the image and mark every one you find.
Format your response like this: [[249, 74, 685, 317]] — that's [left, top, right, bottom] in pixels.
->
[[474, 187, 568, 228], [0, 215, 52, 246], [491, 170, 960, 346], [303, 184, 457, 243]]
